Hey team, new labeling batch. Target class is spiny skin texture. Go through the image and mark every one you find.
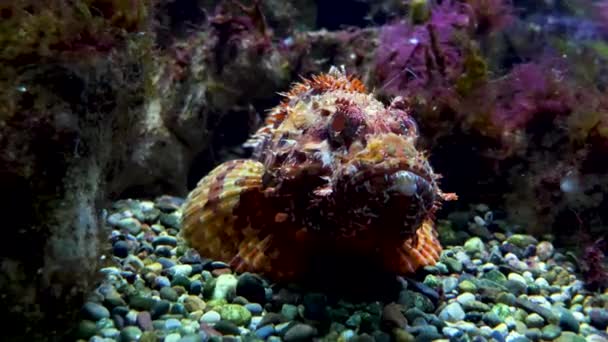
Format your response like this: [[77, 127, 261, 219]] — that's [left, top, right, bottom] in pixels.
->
[[182, 66, 457, 281]]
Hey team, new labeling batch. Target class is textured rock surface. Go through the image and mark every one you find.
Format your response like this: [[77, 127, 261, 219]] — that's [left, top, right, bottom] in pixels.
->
[[0, 1, 374, 340]]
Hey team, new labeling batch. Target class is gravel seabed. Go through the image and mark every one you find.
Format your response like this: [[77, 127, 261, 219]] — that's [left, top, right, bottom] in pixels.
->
[[75, 196, 608, 342]]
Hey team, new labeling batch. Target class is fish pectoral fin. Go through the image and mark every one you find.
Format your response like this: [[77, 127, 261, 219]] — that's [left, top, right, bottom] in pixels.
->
[[181, 159, 265, 262], [385, 219, 443, 274]]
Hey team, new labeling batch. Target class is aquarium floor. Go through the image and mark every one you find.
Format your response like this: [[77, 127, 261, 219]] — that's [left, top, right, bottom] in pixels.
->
[[75, 196, 608, 342]]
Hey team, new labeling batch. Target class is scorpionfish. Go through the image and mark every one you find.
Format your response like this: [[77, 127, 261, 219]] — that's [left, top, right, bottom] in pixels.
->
[[182, 66, 456, 281]]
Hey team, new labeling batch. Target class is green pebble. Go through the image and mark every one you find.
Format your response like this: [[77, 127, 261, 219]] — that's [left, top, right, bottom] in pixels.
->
[[423, 274, 440, 289], [218, 304, 252, 326], [171, 275, 191, 288], [117, 217, 142, 234], [491, 303, 512, 321], [160, 287, 179, 302], [443, 257, 463, 273], [482, 270, 507, 285], [129, 295, 156, 311], [76, 320, 97, 339], [398, 290, 435, 313], [507, 234, 538, 248], [464, 237, 485, 254], [458, 280, 477, 292], [542, 324, 562, 340], [462, 300, 491, 312], [139, 331, 157, 342], [120, 326, 143, 341], [556, 332, 586, 342]]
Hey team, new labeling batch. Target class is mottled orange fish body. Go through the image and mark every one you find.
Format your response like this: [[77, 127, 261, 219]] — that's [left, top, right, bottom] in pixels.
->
[[182, 66, 456, 281]]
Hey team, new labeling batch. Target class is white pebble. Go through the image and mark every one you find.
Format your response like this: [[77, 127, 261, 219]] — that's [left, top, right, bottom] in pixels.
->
[[456, 293, 476, 305], [474, 215, 486, 226], [126, 310, 138, 325], [200, 310, 221, 324], [164, 333, 181, 342], [572, 311, 586, 323], [534, 277, 549, 289], [508, 273, 527, 286], [249, 316, 263, 330]]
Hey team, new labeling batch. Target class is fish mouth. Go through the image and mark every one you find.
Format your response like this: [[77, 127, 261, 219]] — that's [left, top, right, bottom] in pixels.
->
[[387, 170, 434, 198], [384, 168, 437, 219]]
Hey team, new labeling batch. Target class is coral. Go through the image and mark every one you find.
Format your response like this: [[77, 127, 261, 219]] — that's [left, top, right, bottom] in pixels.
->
[[0, 0, 152, 61], [580, 238, 608, 291], [182, 67, 456, 282], [465, 0, 514, 34], [375, 0, 473, 99]]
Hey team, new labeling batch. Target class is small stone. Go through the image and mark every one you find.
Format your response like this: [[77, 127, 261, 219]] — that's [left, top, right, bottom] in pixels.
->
[[340, 329, 357, 341], [116, 217, 142, 235], [201, 310, 221, 324], [281, 304, 298, 320], [382, 303, 407, 328], [160, 212, 181, 228], [214, 320, 242, 335], [184, 295, 206, 312], [168, 265, 193, 278], [525, 313, 545, 328], [152, 235, 178, 247], [423, 274, 440, 289], [150, 300, 171, 319], [113, 240, 130, 258], [441, 277, 458, 293], [589, 308, 608, 330], [555, 331, 585, 342], [459, 280, 477, 292], [77, 320, 97, 339], [482, 269, 508, 285], [160, 287, 179, 302], [456, 293, 476, 305], [398, 290, 435, 313], [464, 237, 486, 255], [165, 318, 182, 330], [505, 280, 528, 296], [154, 275, 171, 289], [120, 326, 143, 341], [535, 241, 554, 261], [245, 303, 263, 315], [172, 275, 191, 288], [438, 302, 465, 322], [189, 280, 203, 295], [506, 234, 538, 248], [443, 257, 463, 273], [558, 309, 580, 333], [213, 274, 238, 301], [136, 311, 153, 331], [302, 292, 328, 321], [255, 324, 276, 339], [541, 324, 562, 340], [462, 300, 491, 312], [508, 273, 527, 286], [236, 273, 267, 304], [393, 329, 415, 342], [284, 323, 317, 341], [494, 323, 509, 335], [164, 333, 182, 342], [82, 301, 110, 321], [155, 195, 184, 212], [218, 304, 252, 326], [155, 245, 173, 257], [178, 334, 203, 342], [100, 328, 120, 338], [443, 326, 464, 339]]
